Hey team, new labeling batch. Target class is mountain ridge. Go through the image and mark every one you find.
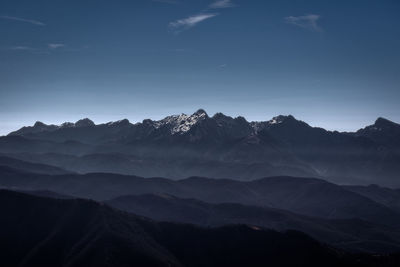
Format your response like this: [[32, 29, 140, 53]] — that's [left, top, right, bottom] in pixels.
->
[[3, 110, 400, 186], [0, 166, 399, 227], [9, 110, 398, 137], [8, 108, 399, 138]]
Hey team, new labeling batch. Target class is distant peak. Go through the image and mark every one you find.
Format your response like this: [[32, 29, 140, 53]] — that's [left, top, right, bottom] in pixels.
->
[[193, 109, 208, 117], [213, 112, 231, 120], [154, 109, 210, 134], [235, 116, 248, 123], [61, 122, 74, 128], [108, 119, 130, 126], [142, 119, 154, 125], [375, 117, 396, 127], [33, 121, 47, 127], [116, 119, 130, 125], [269, 115, 296, 124], [75, 118, 95, 127]]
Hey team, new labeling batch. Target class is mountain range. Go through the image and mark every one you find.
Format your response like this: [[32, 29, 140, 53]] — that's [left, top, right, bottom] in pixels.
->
[[1, 109, 400, 266], [1, 109, 399, 186]]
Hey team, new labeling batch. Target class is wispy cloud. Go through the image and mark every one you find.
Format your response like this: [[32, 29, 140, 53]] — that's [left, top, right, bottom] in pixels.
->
[[9, 46, 34, 51], [0, 15, 45, 26], [48, 43, 65, 49], [168, 0, 234, 34], [2, 46, 50, 54], [284, 14, 322, 32], [2, 43, 70, 54], [209, 0, 235, 9], [169, 13, 218, 33]]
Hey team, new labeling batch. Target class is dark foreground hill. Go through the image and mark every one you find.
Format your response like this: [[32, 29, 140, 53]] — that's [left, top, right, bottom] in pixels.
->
[[0, 189, 387, 267], [106, 194, 400, 253]]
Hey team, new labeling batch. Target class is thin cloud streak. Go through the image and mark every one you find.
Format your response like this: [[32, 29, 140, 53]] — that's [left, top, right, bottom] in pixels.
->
[[285, 14, 322, 32], [0, 15, 45, 26], [11, 46, 33, 50], [209, 0, 235, 9], [168, 0, 234, 34], [169, 13, 218, 33], [1, 43, 71, 54], [48, 43, 65, 49], [2, 46, 50, 54]]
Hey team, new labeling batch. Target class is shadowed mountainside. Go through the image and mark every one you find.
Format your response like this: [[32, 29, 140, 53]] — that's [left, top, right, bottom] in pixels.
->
[[344, 184, 400, 213], [106, 193, 400, 253], [0, 189, 383, 267], [0, 155, 71, 175], [0, 166, 399, 227]]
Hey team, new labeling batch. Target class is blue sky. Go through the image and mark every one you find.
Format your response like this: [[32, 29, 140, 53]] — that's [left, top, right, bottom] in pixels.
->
[[0, 0, 399, 135]]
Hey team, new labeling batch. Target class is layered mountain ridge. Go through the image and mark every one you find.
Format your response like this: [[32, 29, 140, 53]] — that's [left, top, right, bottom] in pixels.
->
[[2, 110, 400, 186], [9, 109, 399, 143], [7, 110, 318, 138], [2, 189, 395, 267], [2, 167, 400, 254]]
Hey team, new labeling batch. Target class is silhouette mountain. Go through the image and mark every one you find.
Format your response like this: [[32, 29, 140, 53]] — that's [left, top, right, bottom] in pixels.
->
[[106, 193, 400, 253], [356, 117, 400, 149], [1, 189, 383, 267]]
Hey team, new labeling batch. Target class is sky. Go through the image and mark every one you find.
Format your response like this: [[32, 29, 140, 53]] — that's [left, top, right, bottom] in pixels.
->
[[0, 0, 399, 135]]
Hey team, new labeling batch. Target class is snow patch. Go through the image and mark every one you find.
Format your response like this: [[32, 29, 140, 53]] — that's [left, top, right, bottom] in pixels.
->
[[154, 112, 207, 134]]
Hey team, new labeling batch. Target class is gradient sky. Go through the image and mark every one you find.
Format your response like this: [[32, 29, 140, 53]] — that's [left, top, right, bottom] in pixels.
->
[[1, 0, 399, 135]]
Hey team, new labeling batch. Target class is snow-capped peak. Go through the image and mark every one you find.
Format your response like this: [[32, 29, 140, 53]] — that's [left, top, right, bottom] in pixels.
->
[[269, 118, 281, 125], [154, 109, 209, 134]]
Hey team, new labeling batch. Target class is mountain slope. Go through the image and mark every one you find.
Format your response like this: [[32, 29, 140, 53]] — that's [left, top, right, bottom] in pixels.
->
[[344, 184, 400, 212], [0, 190, 180, 267], [356, 118, 400, 150], [2, 152, 315, 180], [0, 135, 92, 155], [0, 167, 398, 226], [0, 155, 70, 175], [107, 193, 400, 253], [0, 189, 371, 267]]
